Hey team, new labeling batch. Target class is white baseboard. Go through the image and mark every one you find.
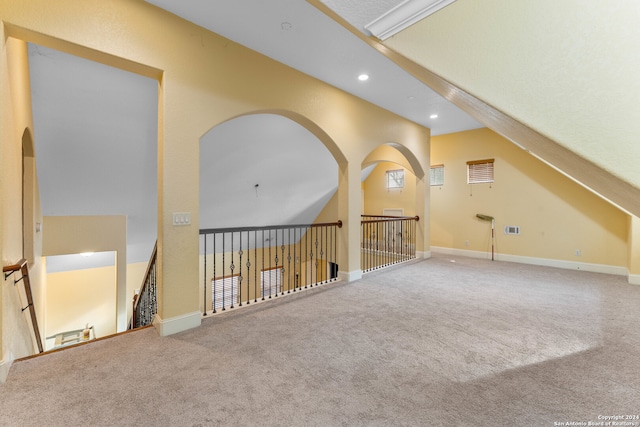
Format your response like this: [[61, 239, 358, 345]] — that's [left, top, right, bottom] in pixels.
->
[[431, 246, 628, 277], [152, 311, 201, 336], [338, 269, 363, 282], [416, 251, 431, 259], [0, 352, 14, 383], [628, 273, 640, 285]]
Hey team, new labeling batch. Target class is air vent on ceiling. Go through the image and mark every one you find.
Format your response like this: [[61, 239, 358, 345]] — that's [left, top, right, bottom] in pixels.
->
[[504, 225, 520, 235]]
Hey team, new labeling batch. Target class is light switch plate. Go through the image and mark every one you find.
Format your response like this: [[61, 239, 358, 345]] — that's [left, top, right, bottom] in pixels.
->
[[173, 212, 191, 226]]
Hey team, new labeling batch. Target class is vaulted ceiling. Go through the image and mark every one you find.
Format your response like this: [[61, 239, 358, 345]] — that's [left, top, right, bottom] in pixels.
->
[[28, 0, 640, 271]]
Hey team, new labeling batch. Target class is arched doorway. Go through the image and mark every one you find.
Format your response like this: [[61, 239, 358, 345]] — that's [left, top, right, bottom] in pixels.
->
[[198, 113, 341, 313], [360, 143, 427, 271]]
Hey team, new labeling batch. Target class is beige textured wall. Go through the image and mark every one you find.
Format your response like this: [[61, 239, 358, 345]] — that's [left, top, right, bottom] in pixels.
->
[[387, 0, 640, 189], [0, 0, 430, 334], [1, 34, 40, 367], [363, 162, 417, 217], [431, 128, 627, 267], [42, 216, 127, 331], [45, 261, 116, 350]]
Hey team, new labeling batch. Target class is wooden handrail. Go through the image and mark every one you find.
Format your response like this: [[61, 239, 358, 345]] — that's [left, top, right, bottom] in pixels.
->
[[199, 220, 342, 235], [361, 215, 419, 224], [3, 259, 44, 353], [3, 259, 25, 275]]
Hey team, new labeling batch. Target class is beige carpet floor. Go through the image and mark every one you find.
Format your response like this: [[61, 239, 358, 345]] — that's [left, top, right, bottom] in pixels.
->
[[2, 253, 640, 426]]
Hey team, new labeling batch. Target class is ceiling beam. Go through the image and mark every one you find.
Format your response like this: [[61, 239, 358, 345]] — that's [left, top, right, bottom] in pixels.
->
[[309, 0, 640, 217]]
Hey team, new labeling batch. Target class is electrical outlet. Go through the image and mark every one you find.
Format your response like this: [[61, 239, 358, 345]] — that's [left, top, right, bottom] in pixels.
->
[[464, 240, 469, 247], [575, 249, 581, 256]]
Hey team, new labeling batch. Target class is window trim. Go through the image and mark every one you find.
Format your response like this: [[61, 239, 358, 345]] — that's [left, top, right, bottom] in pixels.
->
[[430, 164, 444, 186], [386, 169, 405, 189], [467, 158, 494, 184]]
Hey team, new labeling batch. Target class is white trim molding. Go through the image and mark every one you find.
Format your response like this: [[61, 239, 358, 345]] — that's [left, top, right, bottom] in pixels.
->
[[431, 246, 628, 277], [339, 269, 363, 282], [365, 0, 457, 41], [416, 250, 431, 259], [628, 272, 640, 286], [1, 360, 9, 383], [1, 352, 14, 383], [152, 311, 202, 336]]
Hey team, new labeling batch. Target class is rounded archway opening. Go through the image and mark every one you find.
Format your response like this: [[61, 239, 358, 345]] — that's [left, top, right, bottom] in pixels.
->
[[199, 113, 339, 229]]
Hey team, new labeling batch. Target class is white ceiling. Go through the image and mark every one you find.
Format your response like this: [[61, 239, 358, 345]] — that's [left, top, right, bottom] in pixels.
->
[[144, 0, 482, 136], [29, 0, 481, 270], [200, 114, 338, 230], [29, 44, 158, 267]]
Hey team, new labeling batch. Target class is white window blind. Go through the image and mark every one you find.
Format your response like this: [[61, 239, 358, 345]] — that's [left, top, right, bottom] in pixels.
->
[[211, 275, 239, 310], [430, 165, 444, 186], [386, 169, 404, 189], [467, 159, 494, 184], [261, 267, 282, 297]]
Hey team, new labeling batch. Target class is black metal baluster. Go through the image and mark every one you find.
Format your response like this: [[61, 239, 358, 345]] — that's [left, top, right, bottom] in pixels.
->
[[304, 226, 308, 289], [293, 227, 298, 292], [239, 233, 243, 307], [262, 229, 266, 301], [315, 231, 320, 286], [230, 232, 235, 309], [322, 225, 327, 284], [213, 232, 217, 314], [222, 232, 226, 311], [254, 230, 258, 303], [413, 218, 416, 258], [203, 235, 207, 316], [287, 227, 291, 294], [330, 225, 338, 282], [362, 220, 366, 272], [336, 223, 339, 279], [246, 230, 251, 305], [365, 220, 369, 272], [274, 229, 279, 297], [281, 228, 286, 296]]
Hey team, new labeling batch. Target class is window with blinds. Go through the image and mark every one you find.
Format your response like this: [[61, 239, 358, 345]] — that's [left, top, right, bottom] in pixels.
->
[[467, 159, 494, 184], [261, 267, 282, 298], [211, 274, 239, 310], [430, 165, 444, 186], [386, 169, 404, 189]]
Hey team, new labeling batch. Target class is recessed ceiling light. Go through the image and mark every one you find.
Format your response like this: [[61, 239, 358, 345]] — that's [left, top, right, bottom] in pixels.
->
[[358, 74, 369, 81], [430, 114, 438, 119], [408, 96, 415, 100], [80, 252, 94, 257]]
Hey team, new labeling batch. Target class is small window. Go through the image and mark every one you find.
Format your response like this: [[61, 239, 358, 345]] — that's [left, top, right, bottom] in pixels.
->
[[211, 274, 239, 310], [467, 159, 494, 184], [387, 169, 404, 189], [430, 165, 444, 186]]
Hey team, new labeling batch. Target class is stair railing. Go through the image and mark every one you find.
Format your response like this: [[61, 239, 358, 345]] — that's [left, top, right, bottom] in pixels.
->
[[200, 220, 342, 315], [361, 215, 419, 272], [131, 241, 158, 329], [3, 259, 44, 353]]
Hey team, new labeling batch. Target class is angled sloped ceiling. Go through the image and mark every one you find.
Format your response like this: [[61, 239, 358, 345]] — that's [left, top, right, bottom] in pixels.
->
[[317, 0, 640, 216]]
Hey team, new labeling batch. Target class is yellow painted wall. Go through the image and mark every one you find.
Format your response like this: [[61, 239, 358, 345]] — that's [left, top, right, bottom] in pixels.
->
[[1, 33, 41, 367], [388, 1, 640, 191], [43, 215, 128, 331], [0, 0, 430, 339], [431, 128, 628, 267], [627, 216, 640, 279], [41, 258, 148, 351], [45, 262, 116, 350], [363, 162, 417, 217]]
